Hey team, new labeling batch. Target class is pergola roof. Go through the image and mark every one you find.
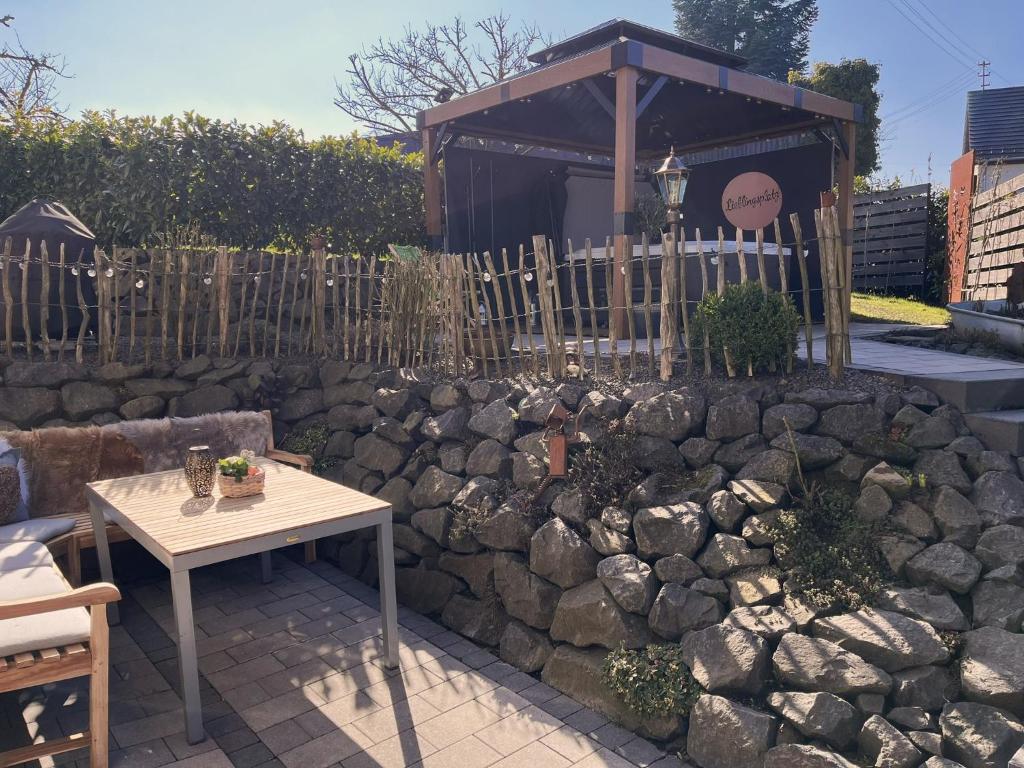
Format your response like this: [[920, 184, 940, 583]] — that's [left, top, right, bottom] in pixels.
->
[[418, 19, 861, 158]]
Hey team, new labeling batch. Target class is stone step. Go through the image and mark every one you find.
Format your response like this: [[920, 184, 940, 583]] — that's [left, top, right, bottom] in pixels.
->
[[904, 369, 1024, 414], [964, 410, 1024, 457]]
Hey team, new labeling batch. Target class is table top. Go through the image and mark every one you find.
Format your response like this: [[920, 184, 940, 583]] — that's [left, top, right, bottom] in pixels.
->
[[86, 457, 389, 559]]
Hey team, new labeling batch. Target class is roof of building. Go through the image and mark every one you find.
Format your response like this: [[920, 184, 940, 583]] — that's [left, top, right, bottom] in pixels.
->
[[526, 18, 747, 69], [964, 86, 1024, 161]]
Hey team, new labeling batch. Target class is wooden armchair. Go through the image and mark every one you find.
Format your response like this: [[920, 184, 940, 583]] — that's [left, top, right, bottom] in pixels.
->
[[0, 558, 120, 768]]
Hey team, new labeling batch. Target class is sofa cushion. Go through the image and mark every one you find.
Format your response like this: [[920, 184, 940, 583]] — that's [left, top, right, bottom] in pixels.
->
[[0, 560, 90, 657], [0, 437, 30, 522], [0, 517, 76, 543], [0, 541, 55, 571]]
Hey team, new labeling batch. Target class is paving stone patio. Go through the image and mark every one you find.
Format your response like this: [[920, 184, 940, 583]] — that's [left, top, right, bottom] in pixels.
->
[[0, 550, 683, 768]]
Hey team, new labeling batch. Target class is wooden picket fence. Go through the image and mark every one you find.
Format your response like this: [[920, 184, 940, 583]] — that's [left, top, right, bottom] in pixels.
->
[[963, 173, 1024, 300], [0, 205, 850, 380]]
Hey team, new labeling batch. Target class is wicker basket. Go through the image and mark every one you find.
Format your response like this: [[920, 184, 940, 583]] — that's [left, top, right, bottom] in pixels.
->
[[217, 467, 265, 498]]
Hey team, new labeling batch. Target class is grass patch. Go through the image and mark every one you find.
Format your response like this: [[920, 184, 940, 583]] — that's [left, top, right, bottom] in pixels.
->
[[851, 292, 950, 326]]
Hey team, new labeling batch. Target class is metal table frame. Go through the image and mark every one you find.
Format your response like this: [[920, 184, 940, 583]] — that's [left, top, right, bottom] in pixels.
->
[[85, 479, 398, 745]]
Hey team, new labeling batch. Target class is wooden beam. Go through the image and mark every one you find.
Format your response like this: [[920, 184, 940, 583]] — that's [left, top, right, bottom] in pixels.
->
[[421, 46, 614, 127], [423, 127, 443, 250], [636, 75, 668, 118], [837, 120, 856, 362], [613, 66, 639, 334], [582, 79, 615, 118]]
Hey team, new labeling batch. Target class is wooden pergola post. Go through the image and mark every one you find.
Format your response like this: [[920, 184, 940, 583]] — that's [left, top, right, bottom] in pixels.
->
[[836, 120, 856, 362], [422, 127, 443, 251], [613, 65, 639, 335]]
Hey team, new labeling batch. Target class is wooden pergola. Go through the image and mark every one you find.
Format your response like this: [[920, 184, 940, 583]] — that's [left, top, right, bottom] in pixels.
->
[[417, 19, 862, 321]]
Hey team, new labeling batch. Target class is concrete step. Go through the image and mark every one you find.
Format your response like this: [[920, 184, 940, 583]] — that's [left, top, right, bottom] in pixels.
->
[[904, 369, 1024, 414], [964, 410, 1024, 457]]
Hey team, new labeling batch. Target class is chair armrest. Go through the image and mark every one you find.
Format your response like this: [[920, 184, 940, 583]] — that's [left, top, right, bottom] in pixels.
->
[[266, 448, 315, 472], [0, 583, 121, 620]]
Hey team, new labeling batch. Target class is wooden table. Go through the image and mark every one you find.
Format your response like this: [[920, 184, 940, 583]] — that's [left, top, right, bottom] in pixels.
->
[[85, 457, 397, 745]]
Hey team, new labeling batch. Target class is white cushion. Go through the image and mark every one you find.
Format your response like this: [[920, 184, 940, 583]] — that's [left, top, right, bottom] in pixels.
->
[[0, 541, 55, 571], [0, 563, 90, 657], [0, 517, 76, 543]]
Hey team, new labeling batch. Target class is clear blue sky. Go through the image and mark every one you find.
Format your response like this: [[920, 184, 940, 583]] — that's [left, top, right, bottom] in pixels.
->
[[6, 0, 1021, 185]]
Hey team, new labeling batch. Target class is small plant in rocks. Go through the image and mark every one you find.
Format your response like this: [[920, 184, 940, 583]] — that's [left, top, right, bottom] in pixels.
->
[[567, 425, 646, 516], [280, 422, 335, 475], [601, 644, 703, 718], [771, 425, 891, 611]]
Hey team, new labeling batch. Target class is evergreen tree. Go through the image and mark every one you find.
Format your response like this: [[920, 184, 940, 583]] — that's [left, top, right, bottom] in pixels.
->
[[673, 0, 818, 80]]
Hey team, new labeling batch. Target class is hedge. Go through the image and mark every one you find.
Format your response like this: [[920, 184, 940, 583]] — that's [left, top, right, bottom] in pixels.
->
[[0, 111, 425, 253]]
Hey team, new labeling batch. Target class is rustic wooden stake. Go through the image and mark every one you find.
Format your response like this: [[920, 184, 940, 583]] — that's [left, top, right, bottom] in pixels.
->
[[288, 252, 303, 356], [735, 228, 748, 284], [531, 237, 557, 376], [695, 231, 713, 375], [678, 227, 692, 377], [623, 242, 636, 373], [547, 242, 567, 377], [464, 254, 488, 377], [716, 227, 727, 296], [659, 231, 677, 381], [177, 250, 189, 359], [755, 227, 769, 295], [248, 254, 261, 356], [74, 252, 88, 364], [642, 234, 655, 377], [233, 253, 249, 358], [790, 212, 814, 372], [516, 245, 537, 376], [39, 241, 51, 360], [215, 246, 231, 357], [475, 254, 502, 378], [566, 243, 585, 379], [484, 251, 512, 369], [2, 237, 13, 359], [21, 241, 33, 361], [58, 243, 68, 362], [605, 237, 621, 378], [584, 239, 600, 379], [502, 248, 524, 374]]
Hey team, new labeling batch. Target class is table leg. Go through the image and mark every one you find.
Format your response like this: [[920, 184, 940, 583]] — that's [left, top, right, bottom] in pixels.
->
[[376, 519, 399, 669], [260, 551, 272, 584], [170, 568, 205, 744], [88, 499, 119, 625]]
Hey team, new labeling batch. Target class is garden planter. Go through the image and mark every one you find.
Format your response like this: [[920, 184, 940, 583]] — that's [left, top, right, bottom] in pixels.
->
[[948, 300, 1024, 354], [218, 467, 265, 498]]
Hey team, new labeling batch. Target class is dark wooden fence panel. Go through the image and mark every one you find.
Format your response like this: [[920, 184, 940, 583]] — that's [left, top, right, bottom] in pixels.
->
[[852, 183, 930, 293], [964, 174, 1024, 300]]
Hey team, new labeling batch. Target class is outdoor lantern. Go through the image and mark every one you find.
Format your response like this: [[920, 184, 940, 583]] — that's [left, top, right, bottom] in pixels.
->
[[654, 147, 691, 210]]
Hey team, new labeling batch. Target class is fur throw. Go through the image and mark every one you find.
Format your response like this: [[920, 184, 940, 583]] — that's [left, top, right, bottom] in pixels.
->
[[105, 411, 271, 473], [4, 427, 143, 519]]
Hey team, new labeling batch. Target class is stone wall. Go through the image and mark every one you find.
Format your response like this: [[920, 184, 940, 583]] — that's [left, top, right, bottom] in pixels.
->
[[3, 358, 1024, 766]]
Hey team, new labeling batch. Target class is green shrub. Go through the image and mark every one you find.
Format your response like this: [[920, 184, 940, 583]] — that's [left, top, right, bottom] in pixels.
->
[[601, 645, 702, 718], [692, 281, 800, 374], [771, 484, 889, 611], [280, 422, 335, 476]]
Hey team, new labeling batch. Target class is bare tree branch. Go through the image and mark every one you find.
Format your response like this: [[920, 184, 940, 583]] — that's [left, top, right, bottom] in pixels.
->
[[1, 15, 69, 125], [334, 13, 546, 135]]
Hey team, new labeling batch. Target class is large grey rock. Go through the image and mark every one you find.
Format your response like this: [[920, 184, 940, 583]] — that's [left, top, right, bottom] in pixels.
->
[[706, 394, 760, 441], [441, 594, 508, 645], [697, 534, 771, 578], [906, 543, 982, 595], [975, 525, 1024, 571], [892, 500, 938, 541], [971, 472, 1024, 526], [93, 361, 145, 384], [854, 431, 920, 465], [327, 403, 377, 431], [499, 620, 553, 673], [119, 395, 165, 420], [681, 624, 770, 695], [707, 490, 747, 532], [940, 702, 1024, 768], [770, 432, 845, 470], [762, 403, 819, 439], [726, 566, 783, 607], [687, 694, 776, 768], [724, 605, 798, 640], [529, 518, 600, 589], [879, 533, 927, 577], [511, 451, 545, 489], [60, 381, 119, 420], [816, 403, 888, 443], [372, 387, 422, 420], [464, 439, 512, 479], [862, 462, 913, 498], [906, 416, 958, 449], [276, 388, 324, 421], [394, 568, 457, 614], [393, 523, 440, 557], [549, 579, 653, 650], [516, 387, 559, 424], [728, 479, 788, 511], [873, 586, 969, 631], [787, 388, 873, 408], [540, 646, 681, 741], [438, 551, 494, 598], [735, 449, 797, 486], [429, 383, 463, 411], [353, 433, 409, 476], [467, 400, 517, 445], [551, 489, 587, 526], [715, 435, 768, 474], [767, 691, 861, 749], [813, 608, 948, 672], [4, 361, 85, 388], [633, 503, 709, 560], [0, 387, 61, 427], [764, 745, 859, 768], [450, 476, 501, 513], [741, 510, 780, 546], [596, 555, 656, 615], [914, 449, 972, 495], [493, 553, 561, 630], [773, 634, 892, 696], [892, 665, 961, 711], [680, 436, 721, 468], [600, 506, 632, 534], [125, 378, 192, 400], [420, 407, 469, 442], [409, 466, 464, 508], [653, 554, 703, 585], [931, 487, 981, 549], [410, 507, 452, 547], [960, 627, 1024, 715], [474, 502, 537, 552], [623, 388, 707, 441], [586, 519, 635, 556], [972, 580, 1024, 631], [648, 584, 723, 640], [858, 714, 923, 768], [855, 484, 894, 523]]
